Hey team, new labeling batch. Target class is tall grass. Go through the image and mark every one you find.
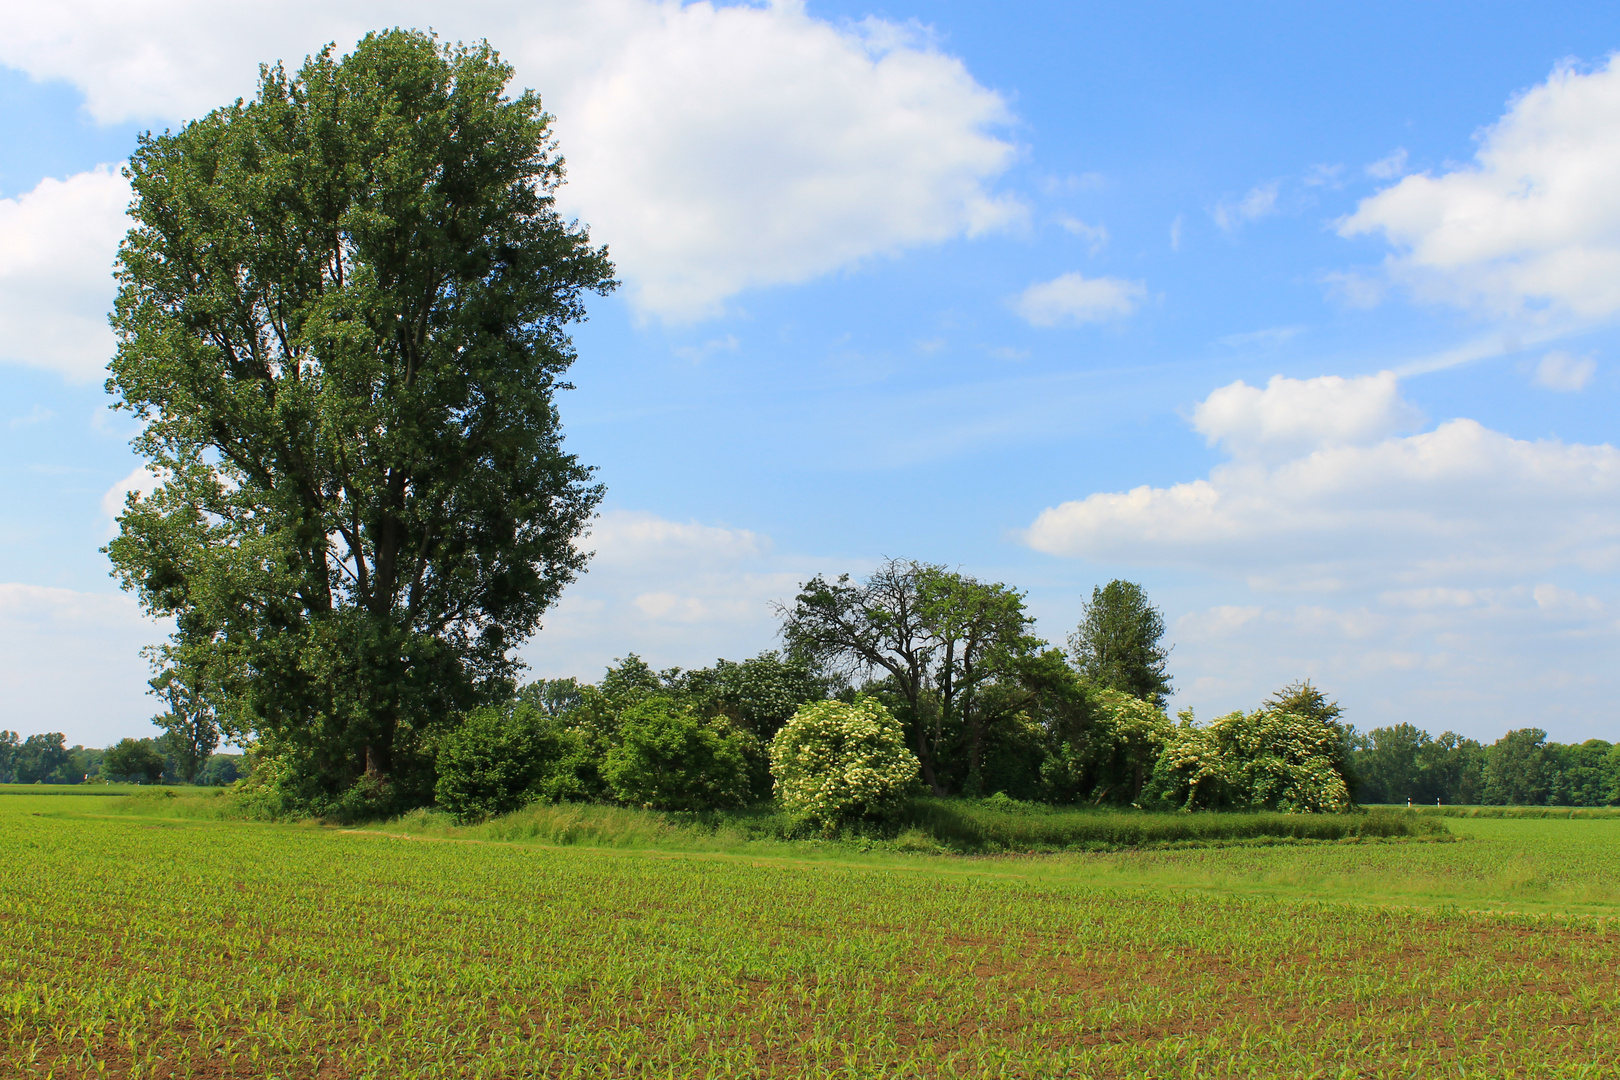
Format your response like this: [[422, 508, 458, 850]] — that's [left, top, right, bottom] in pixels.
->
[[900, 797, 1445, 850], [365, 795, 1446, 854]]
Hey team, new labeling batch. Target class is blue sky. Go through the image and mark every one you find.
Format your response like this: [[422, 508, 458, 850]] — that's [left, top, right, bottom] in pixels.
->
[[2, 1, 1618, 747]]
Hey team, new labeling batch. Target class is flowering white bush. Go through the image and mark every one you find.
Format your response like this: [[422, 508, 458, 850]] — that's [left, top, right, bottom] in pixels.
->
[[1089, 689, 1174, 802], [1148, 708, 1351, 813], [769, 697, 919, 829]]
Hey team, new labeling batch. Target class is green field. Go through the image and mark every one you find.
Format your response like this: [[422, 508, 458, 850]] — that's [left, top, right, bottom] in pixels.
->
[[3, 791, 1617, 1078]]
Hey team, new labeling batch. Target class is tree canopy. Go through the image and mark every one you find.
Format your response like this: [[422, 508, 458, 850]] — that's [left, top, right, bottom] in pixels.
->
[[1068, 580, 1172, 707], [104, 30, 614, 808], [779, 559, 1035, 795]]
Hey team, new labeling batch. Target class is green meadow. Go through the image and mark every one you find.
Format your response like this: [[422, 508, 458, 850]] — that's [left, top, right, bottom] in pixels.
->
[[3, 789, 1617, 1078]]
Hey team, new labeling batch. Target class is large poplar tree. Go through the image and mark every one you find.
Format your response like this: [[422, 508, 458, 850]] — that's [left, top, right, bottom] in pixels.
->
[[105, 30, 615, 804]]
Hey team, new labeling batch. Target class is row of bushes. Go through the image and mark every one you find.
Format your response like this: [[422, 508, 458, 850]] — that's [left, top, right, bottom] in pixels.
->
[[423, 672, 1363, 833], [435, 694, 912, 830]]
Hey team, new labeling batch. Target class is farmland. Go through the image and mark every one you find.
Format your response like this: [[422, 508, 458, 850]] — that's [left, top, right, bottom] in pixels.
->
[[3, 791, 1618, 1078]]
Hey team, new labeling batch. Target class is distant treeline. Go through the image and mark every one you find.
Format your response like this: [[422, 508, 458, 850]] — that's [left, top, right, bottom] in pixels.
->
[[1350, 725, 1617, 808], [0, 731, 244, 787]]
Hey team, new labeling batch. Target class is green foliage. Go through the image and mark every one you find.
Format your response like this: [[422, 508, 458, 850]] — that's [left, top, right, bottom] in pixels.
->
[[602, 697, 753, 812], [15, 733, 72, 784], [1484, 728, 1552, 806], [769, 697, 920, 830], [1146, 708, 1353, 813], [150, 666, 220, 781], [103, 738, 168, 784], [682, 651, 829, 746], [1068, 580, 1172, 707], [1547, 740, 1618, 807], [780, 559, 1036, 795], [434, 703, 590, 823], [1351, 727, 1620, 809], [1353, 726, 1489, 806], [195, 753, 245, 787], [1085, 690, 1173, 805], [104, 29, 614, 810], [0, 731, 17, 784]]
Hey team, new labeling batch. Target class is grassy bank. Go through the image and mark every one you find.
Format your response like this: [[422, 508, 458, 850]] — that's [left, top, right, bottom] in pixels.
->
[[94, 786, 1456, 853], [358, 795, 1446, 854]]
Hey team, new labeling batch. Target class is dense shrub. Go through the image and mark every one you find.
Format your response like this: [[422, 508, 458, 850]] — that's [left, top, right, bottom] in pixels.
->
[[770, 697, 919, 830], [103, 737, 167, 784], [602, 697, 753, 811], [435, 704, 582, 823], [1145, 709, 1352, 813]]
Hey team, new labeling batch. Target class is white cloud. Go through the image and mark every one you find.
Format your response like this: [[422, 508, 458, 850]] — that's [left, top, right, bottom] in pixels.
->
[[1166, 586, 1620, 742], [1532, 583, 1605, 615], [1039, 173, 1106, 195], [1213, 181, 1278, 231], [1216, 325, 1304, 348], [672, 334, 740, 364], [1190, 371, 1423, 462], [1320, 269, 1386, 310], [8, 405, 55, 429], [100, 466, 163, 521], [0, 1, 1021, 325], [1302, 163, 1343, 188], [1378, 586, 1481, 609], [0, 165, 129, 381], [1533, 350, 1596, 391], [1013, 272, 1145, 328], [1364, 149, 1408, 180], [520, 508, 828, 679], [1055, 215, 1109, 253], [0, 583, 167, 746], [1340, 54, 1620, 320], [1025, 373, 1620, 587], [583, 509, 768, 568], [1169, 215, 1183, 252]]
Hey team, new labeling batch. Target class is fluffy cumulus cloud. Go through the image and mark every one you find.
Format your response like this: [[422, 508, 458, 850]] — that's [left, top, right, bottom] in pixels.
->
[[0, 0, 1020, 331], [0, 166, 130, 381], [1212, 181, 1279, 231], [1191, 371, 1423, 462], [1533, 350, 1597, 392], [1014, 272, 1145, 327], [519, 508, 832, 679], [1167, 586, 1618, 742], [1340, 54, 1620, 320], [1025, 372, 1620, 588], [1020, 371, 1620, 738]]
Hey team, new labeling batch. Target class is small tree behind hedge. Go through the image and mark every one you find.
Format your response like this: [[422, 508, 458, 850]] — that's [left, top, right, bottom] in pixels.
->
[[602, 697, 752, 811], [770, 697, 919, 830]]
